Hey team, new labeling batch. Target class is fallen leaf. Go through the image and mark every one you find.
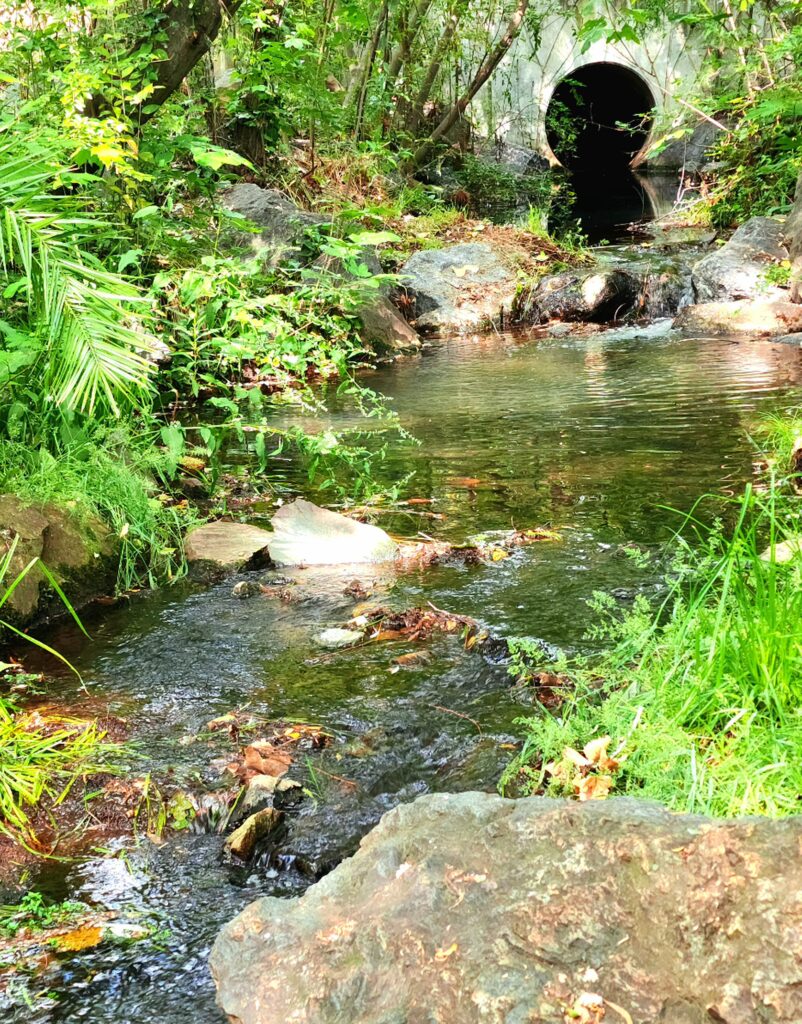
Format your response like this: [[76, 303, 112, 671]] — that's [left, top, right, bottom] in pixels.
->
[[576, 774, 613, 801], [582, 735, 611, 765], [393, 651, 433, 667], [243, 743, 292, 778], [490, 547, 509, 562], [563, 746, 592, 769], [434, 942, 459, 961], [52, 925, 104, 952]]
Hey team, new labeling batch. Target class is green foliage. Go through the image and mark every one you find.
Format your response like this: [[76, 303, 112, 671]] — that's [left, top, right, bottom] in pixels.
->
[[454, 155, 551, 210], [506, 483, 802, 817], [0, 892, 88, 937]]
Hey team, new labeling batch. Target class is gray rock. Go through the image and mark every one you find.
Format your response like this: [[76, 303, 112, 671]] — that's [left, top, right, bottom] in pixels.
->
[[647, 118, 725, 174], [213, 792, 802, 1024], [185, 521, 272, 571], [674, 300, 802, 337], [774, 331, 802, 346], [232, 775, 280, 823], [221, 184, 326, 263], [231, 580, 262, 599], [269, 499, 398, 566], [476, 140, 549, 175], [0, 494, 117, 625], [222, 185, 419, 353], [398, 243, 518, 333], [692, 217, 789, 302], [524, 269, 639, 323], [356, 294, 421, 354]]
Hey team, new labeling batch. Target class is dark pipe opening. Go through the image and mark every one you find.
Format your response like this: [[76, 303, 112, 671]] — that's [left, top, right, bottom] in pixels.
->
[[546, 63, 655, 171]]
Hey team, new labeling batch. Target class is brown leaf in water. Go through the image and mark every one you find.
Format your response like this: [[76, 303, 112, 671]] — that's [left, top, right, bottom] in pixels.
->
[[243, 743, 292, 778], [447, 476, 483, 488], [52, 925, 104, 952], [393, 651, 433, 667]]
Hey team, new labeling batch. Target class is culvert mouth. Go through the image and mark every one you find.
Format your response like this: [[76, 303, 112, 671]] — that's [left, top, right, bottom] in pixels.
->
[[546, 63, 655, 171]]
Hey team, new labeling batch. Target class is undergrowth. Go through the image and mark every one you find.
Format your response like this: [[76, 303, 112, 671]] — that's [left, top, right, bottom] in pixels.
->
[[503, 478, 802, 818]]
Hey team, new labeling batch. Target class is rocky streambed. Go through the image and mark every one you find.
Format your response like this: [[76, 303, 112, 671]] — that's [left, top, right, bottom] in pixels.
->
[[4, 323, 802, 1024]]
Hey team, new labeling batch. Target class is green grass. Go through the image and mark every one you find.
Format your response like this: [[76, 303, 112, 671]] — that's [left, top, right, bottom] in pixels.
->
[[0, 431, 200, 591], [504, 482, 802, 817]]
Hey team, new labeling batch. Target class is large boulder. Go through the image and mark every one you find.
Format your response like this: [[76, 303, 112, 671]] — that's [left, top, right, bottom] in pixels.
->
[[213, 793, 802, 1024], [475, 140, 550, 175], [0, 495, 116, 625], [674, 299, 802, 338], [521, 268, 640, 323], [692, 217, 789, 302], [221, 183, 326, 262], [398, 243, 518, 333], [646, 118, 725, 173]]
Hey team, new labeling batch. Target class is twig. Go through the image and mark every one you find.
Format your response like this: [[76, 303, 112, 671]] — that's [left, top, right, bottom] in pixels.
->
[[313, 766, 360, 790], [428, 703, 483, 733]]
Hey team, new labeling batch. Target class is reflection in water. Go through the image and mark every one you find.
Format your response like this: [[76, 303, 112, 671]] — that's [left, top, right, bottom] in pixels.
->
[[552, 170, 681, 243], [9, 333, 802, 1024]]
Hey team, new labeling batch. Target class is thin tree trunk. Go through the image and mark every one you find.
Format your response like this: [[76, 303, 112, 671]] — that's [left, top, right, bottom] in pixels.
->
[[385, 0, 433, 95], [353, 0, 389, 139], [408, 0, 529, 169], [406, 7, 461, 134]]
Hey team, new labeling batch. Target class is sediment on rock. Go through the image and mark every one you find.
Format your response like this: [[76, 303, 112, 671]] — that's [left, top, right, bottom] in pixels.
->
[[212, 792, 802, 1024]]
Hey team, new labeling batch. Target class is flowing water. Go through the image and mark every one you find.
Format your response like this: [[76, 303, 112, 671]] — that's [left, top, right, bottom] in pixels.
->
[[7, 327, 802, 1023]]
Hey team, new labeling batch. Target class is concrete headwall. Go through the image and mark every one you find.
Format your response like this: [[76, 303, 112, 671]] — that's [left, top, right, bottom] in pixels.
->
[[472, 2, 706, 168]]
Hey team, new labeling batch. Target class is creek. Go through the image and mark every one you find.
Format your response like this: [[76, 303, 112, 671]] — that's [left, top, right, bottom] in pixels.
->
[[7, 326, 802, 1023]]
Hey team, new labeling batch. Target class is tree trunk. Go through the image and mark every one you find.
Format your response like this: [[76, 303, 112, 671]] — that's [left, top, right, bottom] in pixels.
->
[[406, 7, 462, 135], [788, 167, 802, 303], [353, 0, 389, 139], [407, 0, 529, 170], [385, 0, 433, 97], [87, 0, 244, 126]]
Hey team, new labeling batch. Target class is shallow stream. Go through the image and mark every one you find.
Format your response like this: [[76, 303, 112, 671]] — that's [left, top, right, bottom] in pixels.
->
[[9, 327, 802, 1023]]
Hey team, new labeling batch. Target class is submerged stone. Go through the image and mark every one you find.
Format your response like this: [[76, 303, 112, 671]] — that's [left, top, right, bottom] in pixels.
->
[[212, 793, 802, 1023], [673, 299, 802, 337], [224, 807, 283, 862], [316, 627, 364, 649]]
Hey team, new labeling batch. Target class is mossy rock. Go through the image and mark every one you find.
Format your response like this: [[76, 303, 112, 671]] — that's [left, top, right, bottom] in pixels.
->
[[0, 494, 118, 626]]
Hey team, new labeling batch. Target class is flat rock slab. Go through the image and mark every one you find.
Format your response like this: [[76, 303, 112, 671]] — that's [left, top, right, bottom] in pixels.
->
[[185, 521, 272, 569], [212, 792, 802, 1024], [398, 242, 517, 333], [269, 499, 398, 566], [674, 299, 802, 337]]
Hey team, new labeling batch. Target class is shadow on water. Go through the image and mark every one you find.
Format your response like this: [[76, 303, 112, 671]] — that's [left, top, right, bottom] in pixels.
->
[[7, 331, 802, 1023]]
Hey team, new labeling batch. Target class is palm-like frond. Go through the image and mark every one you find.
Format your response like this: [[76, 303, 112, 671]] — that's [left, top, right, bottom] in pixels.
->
[[0, 140, 156, 416]]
